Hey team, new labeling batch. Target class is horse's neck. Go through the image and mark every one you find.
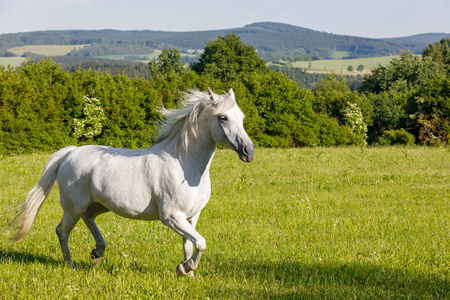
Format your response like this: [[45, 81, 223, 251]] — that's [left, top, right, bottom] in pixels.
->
[[183, 137, 217, 175], [159, 131, 216, 177]]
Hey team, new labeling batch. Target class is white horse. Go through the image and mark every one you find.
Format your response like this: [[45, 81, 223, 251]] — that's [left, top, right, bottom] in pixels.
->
[[10, 88, 255, 276]]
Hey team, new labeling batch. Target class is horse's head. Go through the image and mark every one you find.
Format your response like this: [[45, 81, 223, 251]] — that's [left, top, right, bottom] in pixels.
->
[[208, 88, 255, 162]]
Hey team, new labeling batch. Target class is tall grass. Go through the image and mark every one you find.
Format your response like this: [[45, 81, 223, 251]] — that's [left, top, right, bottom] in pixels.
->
[[1, 147, 449, 299]]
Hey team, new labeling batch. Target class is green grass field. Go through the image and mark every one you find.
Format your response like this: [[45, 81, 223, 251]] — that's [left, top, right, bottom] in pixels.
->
[[1, 47, 203, 68], [0, 57, 27, 68], [1, 147, 449, 298], [268, 55, 403, 74], [8, 45, 89, 57]]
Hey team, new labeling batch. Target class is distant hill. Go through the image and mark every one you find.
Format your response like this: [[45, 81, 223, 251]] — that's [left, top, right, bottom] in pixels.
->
[[385, 33, 450, 50], [1, 22, 449, 61]]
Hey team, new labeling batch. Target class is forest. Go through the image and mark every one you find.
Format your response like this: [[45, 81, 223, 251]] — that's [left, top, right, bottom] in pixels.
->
[[1, 22, 445, 62], [1, 34, 449, 154]]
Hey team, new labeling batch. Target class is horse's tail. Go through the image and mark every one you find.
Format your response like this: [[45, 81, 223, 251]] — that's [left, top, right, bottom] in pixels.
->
[[10, 146, 77, 243]]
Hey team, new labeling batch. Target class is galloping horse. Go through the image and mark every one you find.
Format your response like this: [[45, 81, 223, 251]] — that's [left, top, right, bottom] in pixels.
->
[[10, 88, 255, 276]]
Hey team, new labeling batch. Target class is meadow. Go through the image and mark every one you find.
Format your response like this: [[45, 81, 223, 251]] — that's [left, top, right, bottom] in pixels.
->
[[0, 147, 449, 299], [8, 45, 89, 57], [268, 55, 402, 75], [0, 57, 27, 68], [0, 47, 203, 68]]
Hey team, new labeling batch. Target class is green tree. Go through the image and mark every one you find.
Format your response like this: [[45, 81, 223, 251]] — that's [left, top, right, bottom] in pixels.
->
[[360, 51, 438, 94], [312, 74, 372, 144], [149, 48, 184, 78], [242, 71, 318, 147], [191, 33, 267, 82], [367, 92, 403, 143], [357, 64, 364, 72], [406, 74, 450, 145], [0, 59, 74, 153], [422, 38, 450, 74], [313, 74, 372, 125], [347, 65, 354, 72]]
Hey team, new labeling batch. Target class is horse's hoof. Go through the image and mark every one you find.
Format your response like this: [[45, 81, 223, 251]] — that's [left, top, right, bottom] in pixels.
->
[[176, 263, 195, 277], [65, 261, 77, 269], [92, 256, 102, 264], [176, 263, 187, 276], [186, 271, 195, 277], [91, 249, 103, 264]]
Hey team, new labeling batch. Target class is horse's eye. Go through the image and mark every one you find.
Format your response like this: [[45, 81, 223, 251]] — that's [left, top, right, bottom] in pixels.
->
[[219, 115, 228, 122]]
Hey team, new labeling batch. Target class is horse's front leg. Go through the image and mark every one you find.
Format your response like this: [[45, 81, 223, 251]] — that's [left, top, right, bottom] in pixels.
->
[[160, 211, 206, 276], [182, 213, 200, 276]]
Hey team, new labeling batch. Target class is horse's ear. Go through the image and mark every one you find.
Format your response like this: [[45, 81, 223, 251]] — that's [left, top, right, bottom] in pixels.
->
[[207, 87, 215, 102], [227, 88, 235, 100]]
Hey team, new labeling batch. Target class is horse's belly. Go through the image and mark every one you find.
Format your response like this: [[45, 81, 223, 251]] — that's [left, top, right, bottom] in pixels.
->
[[91, 166, 160, 220], [110, 200, 160, 220], [96, 190, 160, 220]]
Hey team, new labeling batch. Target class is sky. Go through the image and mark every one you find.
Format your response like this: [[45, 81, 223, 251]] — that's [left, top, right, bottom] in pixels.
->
[[0, 0, 449, 38]]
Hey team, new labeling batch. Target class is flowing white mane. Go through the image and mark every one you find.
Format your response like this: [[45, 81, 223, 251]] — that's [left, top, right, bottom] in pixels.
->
[[156, 89, 236, 153]]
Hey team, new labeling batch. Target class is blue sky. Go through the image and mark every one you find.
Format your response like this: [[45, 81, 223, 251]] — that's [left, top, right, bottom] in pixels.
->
[[0, 0, 449, 38]]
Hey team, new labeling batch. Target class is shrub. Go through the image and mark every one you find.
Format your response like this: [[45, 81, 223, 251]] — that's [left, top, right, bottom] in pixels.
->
[[342, 102, 368, 145], [378, 129, 415, 146], [405, 74, 450, 145], [313, 114, 357, 146]]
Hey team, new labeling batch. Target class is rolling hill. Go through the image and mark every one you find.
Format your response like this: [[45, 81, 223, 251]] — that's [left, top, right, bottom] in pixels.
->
[[386, 32, 450, 49], [1, 22, 449, 62]]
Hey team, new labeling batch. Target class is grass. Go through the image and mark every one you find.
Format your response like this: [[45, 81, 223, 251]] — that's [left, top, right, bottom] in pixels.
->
[[0, 147, 449, 298], [0, 57, 27, 68], [7, 45, 89, 57], [268, 55, 404, 75], [1, 47, 202, 68], [330, 51, 352, 59]]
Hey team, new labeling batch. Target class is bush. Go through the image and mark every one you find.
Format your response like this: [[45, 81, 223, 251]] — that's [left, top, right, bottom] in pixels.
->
[[242, 71, 318, 147], [378, 129, 415, 146], [313, 114, 358, 146], [405, 74, 450, 145]]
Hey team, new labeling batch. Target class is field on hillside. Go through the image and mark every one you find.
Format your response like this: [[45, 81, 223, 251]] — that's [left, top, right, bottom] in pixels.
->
[[8, 45, 90, 56], [0, 57, 26, 68], [1, 46, 202, 68], [0, 147, 448, 299], [269, 55, 402, 75]]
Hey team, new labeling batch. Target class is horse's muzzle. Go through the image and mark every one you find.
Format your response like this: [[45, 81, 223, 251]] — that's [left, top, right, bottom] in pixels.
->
[[239, 144, 255, 162]]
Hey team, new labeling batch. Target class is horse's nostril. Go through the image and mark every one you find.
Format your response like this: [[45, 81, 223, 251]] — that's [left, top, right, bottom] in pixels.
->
[[243, 146, 249, 155]]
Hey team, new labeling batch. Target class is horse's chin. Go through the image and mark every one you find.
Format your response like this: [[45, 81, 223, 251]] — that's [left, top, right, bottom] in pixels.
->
[[239, 154, 253, 163]]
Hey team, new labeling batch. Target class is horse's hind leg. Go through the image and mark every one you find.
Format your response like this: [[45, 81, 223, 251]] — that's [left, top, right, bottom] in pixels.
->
[[56, 212, 81, 269], [82, 202, 110, 264]]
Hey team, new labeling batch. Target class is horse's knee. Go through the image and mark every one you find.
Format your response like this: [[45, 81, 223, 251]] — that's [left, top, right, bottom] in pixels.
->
[[56, 225, 64, 240], [196, 238, 206, 252]]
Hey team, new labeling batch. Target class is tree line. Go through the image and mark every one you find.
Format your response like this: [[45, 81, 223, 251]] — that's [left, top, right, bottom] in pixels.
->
[[1, 34, 449, 154], [0, 22, 433, 62]]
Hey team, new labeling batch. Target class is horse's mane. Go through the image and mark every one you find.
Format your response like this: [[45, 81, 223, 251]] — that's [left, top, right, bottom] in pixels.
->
[[155, 89, 236, 154]]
